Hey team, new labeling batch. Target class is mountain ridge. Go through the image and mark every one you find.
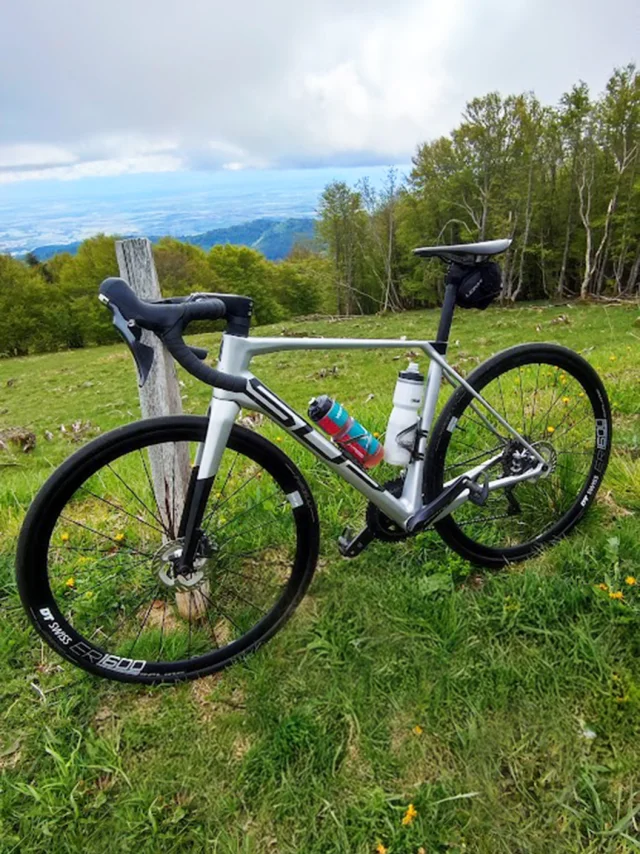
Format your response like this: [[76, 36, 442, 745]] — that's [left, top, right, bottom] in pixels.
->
[[22, 216, 317, 262]]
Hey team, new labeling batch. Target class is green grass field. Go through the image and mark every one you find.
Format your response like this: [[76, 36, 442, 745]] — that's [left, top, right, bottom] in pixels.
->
[[1, 302, 639, 853]]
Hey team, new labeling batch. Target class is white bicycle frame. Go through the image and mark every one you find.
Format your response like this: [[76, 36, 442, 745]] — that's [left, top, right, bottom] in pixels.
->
[[194, 333, 548, 530]]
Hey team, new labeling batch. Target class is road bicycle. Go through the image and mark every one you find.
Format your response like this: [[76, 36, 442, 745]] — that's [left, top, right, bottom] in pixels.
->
[[16, 239, 612, 683]]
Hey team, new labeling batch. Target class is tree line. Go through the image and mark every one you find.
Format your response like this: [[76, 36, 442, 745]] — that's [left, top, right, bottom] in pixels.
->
[[318, 63, 639, 310], [0, 238, 332, 356], [1, 63, 637, 357]]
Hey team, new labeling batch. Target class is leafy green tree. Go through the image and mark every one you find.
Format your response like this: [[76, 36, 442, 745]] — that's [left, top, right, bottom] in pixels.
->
[[207, 244, 283, 325], [57, 234, 119, 346], [153, 238, 221, 297]]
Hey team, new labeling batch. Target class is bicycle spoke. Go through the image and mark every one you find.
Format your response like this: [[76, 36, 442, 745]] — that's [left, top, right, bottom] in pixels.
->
[[106, 462, 167, 535], [203, 452, 239, 526], [59, 516, 154, 559], [212, 488, 283, 534], [128, 584, 162, 659], [78, 487, 165, 536], [138, 450, 167, 535]]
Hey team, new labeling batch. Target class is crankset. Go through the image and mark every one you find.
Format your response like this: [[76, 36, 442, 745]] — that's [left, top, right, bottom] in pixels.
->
[[338, 478, 406, 559]]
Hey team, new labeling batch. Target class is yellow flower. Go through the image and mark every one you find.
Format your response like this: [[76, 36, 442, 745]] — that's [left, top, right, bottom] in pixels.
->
[[373, 431, 381, 439], [597, 583, 608, 591], [402, 803, 418, 826], [625, 576, 636, 586], [375, 844, 388, 854], [547, 426, 555, 434], [413, 725, 423, 735], [65, 577, 75, 588], [276, 436, 283, 443], [61, 532, 70, 543], [609, 590, 624, 600], [559, 374, 566, 383], [578, 392, 585, 398], [609, 355, 617, 362], [114, 533, 125, 543], [562, 396, 570, 405]]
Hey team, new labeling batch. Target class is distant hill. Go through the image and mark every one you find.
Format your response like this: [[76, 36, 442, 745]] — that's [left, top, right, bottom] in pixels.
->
[[25, 217, 317, 263]]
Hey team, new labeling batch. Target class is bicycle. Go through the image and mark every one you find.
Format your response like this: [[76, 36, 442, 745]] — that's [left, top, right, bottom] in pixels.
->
[[16, 239, 612, 683]]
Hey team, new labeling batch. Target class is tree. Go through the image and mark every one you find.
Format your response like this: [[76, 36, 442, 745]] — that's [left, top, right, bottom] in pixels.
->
[[207, 244, 283, 325]]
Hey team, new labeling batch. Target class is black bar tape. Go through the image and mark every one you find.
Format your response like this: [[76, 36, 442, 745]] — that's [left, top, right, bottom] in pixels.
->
[[161, 325, 246, 392]]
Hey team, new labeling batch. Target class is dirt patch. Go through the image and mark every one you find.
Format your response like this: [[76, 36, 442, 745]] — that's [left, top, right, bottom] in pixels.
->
[[143, 599, 182, 632], [597, 489, 634, 518], [0, 428, 36, 453], [191, 678, 246, 723], [0, 740, 21, 770], [191, 674, 224, 722], [92, 704, 119, 731], [232, 733, 253, 761], [390, 715, 459, 789]]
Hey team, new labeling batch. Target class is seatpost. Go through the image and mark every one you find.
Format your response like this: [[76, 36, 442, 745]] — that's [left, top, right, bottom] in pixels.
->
[[434, 282, 457, 353]]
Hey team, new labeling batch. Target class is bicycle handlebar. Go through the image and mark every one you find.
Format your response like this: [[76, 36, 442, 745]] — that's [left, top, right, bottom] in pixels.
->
[[99, 277, 248, 392]]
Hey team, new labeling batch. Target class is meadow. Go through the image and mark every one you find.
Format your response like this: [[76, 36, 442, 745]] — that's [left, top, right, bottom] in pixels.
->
[[0, 301, 639, 853]]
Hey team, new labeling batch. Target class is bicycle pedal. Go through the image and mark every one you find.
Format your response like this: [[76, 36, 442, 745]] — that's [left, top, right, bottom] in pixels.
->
[[467, 473, 489, 506], [338, 525, 375, 558]]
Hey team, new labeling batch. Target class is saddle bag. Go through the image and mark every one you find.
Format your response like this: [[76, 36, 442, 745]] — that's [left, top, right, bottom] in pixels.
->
[[447, 261, 502, 310]]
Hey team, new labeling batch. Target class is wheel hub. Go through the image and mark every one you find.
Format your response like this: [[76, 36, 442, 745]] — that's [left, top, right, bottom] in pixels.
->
[[502, 439, 556, 479], [153, 537, 211, 590]]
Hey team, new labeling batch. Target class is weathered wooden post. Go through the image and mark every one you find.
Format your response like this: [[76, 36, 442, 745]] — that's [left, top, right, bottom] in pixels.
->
[[115, 238, 204, 617]]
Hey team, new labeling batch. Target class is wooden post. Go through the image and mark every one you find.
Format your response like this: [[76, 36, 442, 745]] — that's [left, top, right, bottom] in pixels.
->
[[115, 238, 191, 538]]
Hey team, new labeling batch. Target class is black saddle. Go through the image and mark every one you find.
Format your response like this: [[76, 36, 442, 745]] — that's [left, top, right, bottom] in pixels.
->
[[413, 239, 511, 264]]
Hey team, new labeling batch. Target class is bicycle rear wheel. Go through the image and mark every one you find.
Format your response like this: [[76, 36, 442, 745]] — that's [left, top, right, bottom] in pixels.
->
[[425, 344, 611, 567], [17, 417, 319, 683]]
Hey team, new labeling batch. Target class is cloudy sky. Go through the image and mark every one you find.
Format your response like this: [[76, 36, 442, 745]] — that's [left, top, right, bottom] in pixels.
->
[[1, 0, 637, 184]]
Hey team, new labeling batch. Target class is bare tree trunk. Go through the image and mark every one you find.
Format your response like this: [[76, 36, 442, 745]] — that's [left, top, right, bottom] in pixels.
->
[[557, 209, 573, 296], [591, 193, 618, 295], [595, 237, 611, 295], [578, 161, 594, 298], [479, 173, 489, 241], [382, 206, 395, 311], [512, 160, 534, 301], [614, 153, 638, 293], [501, 212, 517, 301], [625, 244, 640, 295]]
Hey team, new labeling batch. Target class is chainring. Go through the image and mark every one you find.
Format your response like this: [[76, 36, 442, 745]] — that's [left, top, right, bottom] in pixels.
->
[[366, 477, 409, 541]]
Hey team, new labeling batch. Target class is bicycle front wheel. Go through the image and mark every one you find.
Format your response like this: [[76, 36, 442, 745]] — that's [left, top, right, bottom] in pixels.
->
[[17, 417, 319, 683], [425, 344, 611, 567]]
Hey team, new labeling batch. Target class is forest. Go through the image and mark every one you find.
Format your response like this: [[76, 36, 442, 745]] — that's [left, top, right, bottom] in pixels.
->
[[1, 63, 638, 356]]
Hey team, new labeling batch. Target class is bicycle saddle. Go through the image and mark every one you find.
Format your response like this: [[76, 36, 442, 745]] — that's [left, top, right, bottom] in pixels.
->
[[413, 239, 511, 263]]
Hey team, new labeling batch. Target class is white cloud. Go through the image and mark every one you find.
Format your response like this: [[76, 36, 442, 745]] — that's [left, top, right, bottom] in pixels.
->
[[0, 143, 77, 169], [0, 154, 183, 185], [0, 0, 636, 183]]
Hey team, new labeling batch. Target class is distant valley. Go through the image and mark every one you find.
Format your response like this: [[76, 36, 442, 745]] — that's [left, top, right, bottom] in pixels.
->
[[23, 216, 317, 262]]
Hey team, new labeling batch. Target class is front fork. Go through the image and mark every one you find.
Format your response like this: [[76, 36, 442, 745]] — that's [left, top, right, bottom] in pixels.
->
[[178, 397, 240, 570]]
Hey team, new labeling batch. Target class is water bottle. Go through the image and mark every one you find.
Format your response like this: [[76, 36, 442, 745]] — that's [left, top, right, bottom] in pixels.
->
[[384, 362, 425, 466], [308, 395, 384, 469]]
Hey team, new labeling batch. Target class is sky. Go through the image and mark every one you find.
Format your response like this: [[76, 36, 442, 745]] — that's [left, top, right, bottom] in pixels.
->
[[0, 0, 638, 185]]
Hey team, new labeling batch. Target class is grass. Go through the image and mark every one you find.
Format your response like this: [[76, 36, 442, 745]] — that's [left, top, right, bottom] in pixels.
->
[[1, 300, 639, 853]]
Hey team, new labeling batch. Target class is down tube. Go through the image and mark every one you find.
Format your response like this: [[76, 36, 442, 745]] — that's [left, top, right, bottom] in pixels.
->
[[242, 378, 411, 526]]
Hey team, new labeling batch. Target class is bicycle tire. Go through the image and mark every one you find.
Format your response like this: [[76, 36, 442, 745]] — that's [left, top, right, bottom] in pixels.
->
[[16, 416, 319, 684], [425, 343, 611, 567]]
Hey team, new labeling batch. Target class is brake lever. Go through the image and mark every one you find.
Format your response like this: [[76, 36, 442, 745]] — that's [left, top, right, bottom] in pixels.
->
[[108, 304, 155, 387]]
